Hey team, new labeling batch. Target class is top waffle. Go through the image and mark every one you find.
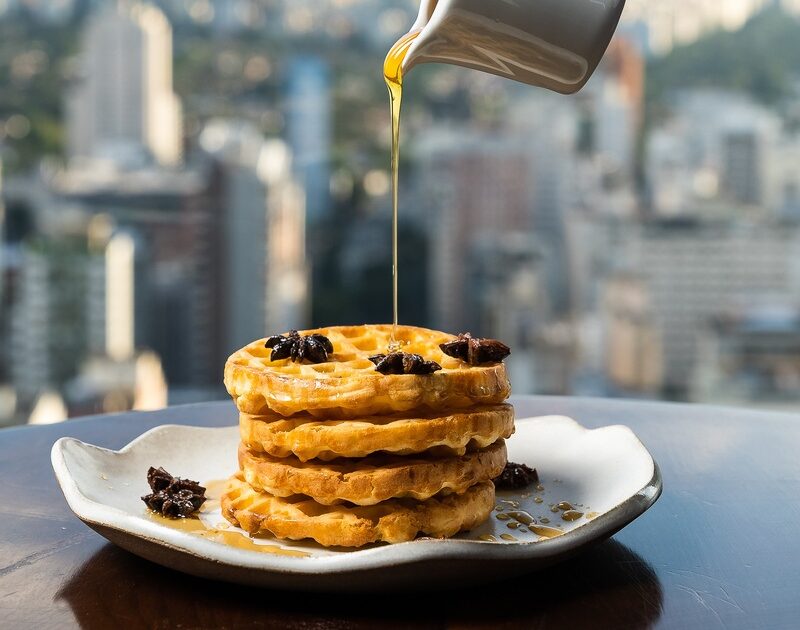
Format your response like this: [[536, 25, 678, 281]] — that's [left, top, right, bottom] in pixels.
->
[[224, 324, 511, 418]]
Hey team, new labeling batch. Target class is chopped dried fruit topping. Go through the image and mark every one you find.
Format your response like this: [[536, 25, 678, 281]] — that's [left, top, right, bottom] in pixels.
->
[[493, 462, 539, 490], [440, 332, 511, 365], [265, 330, 333, 363], [369, 352, 442, 375], [142, 466, 206, 518]]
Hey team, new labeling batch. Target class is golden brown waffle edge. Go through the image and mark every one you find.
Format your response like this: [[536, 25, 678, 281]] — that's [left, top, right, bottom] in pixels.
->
[[224, 325, 511, 418], [221, 473, 496, 547], [239, 403, 514, 461], [238, 440, 507, 506]]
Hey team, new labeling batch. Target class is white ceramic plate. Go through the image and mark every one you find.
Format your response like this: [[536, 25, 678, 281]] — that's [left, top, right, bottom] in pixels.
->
[[51, 415, 661, 591]]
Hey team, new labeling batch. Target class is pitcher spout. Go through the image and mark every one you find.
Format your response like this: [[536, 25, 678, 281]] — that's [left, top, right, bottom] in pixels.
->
[[399, 0, 625, 95], [399, 0, 440, 77]]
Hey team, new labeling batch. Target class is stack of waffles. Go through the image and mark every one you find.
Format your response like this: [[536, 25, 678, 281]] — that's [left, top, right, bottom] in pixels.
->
[[221, 324, 514, 547]]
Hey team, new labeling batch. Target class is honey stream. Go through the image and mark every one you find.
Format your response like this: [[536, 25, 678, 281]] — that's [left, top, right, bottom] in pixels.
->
[[384, 29, 420, 346]]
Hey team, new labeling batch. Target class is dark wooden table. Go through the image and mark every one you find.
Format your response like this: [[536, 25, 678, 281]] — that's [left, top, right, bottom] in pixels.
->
[[2, 396, 798, 629]]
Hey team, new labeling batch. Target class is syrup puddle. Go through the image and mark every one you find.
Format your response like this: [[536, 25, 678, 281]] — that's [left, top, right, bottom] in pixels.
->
[[468, 478, 597, 544], [195, 529, 308, 557], [143, 478, 311, 558], [145, 479, 594, 551]]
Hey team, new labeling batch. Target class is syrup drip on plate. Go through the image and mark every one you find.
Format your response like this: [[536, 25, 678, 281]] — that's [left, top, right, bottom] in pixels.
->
[[144, 479, 309, 558]]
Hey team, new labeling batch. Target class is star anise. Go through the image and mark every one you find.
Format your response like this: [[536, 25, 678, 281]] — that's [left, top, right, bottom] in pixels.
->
[[265, 330, 333, 363], [369, 352, 442, 375], [142, 467, 206, 518], [493, 462, 539, 490], [439, 332, 511, 365]]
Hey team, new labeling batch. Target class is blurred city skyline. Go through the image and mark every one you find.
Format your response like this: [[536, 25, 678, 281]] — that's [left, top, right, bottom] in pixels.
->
[[3, 0, 800, 426]]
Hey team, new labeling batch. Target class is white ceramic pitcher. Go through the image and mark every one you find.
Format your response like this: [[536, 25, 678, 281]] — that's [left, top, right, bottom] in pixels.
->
[[402, 0, 626, 94]]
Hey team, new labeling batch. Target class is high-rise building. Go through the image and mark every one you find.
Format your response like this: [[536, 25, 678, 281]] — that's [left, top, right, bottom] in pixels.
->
[[85, 219, 139, 362], [52, 163, 226, 389], [414, 128, 535, 333], [466, 233, 552, 394], [415, 92, 580, 333], [9, 215, 171, 415], [286, 56, 331, 225], [66, 1, 183, 167], [199, 119, 308, 353], [509, 94, 580, 313], [10, 241, 90, 402], [618, 217, 800, 395], [588, 36, 645, 178], [646, 90, 780, 217], [602, 274, 663, 394]]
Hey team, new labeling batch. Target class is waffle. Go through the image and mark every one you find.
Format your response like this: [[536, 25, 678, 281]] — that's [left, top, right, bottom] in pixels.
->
[[238, 439, 506, 506], [224, 325, 511, 418], [240, 403, 514, 461], [221, 474, 495, 547]]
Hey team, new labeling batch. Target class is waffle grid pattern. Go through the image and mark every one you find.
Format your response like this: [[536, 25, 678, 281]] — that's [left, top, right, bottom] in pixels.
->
[[240, 404, 514, 461], [222, 474, 496, 547], [238, 440, 507, 506], [224, 325, 511, 418], [221, 325, 514, 547]]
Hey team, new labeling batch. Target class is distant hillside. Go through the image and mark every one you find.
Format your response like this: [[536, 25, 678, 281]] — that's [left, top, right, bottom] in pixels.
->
[[647, 5, 800, 107]]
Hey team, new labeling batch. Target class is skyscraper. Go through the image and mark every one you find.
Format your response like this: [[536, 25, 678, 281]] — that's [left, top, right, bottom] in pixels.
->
[[618, 218, 800, 395], [104, 232, 136, 361], [52, 164, 226, 389], [414, 128, 535, 333], [646, 90, 780, 216], [602, 274, 663, 395], [199, 119, 308, 353], [286, 56, 331, 225], [66, 1, 183, 167], [589, 37, 645, 178], [10, 241, 90, 403]]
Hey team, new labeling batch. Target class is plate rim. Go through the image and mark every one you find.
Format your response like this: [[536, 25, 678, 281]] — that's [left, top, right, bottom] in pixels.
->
[[51, 416, 663, 575]]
